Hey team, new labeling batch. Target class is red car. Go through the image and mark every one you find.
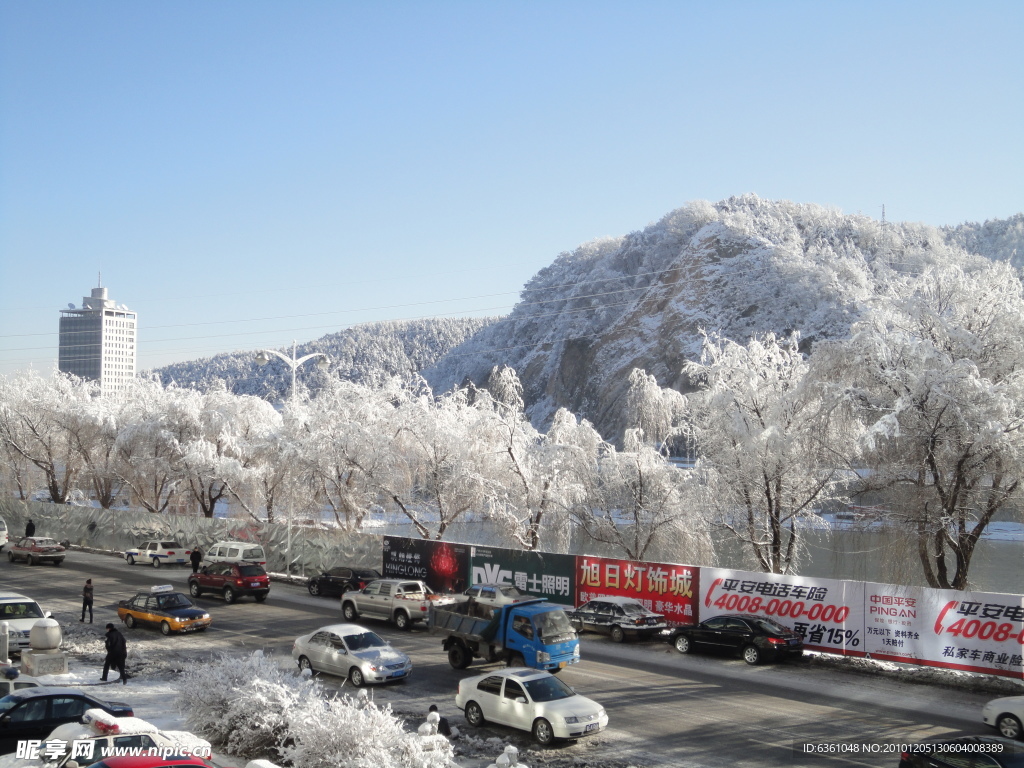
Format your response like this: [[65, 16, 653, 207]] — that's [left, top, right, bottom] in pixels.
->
[[91, 756, 211, 768], [7, 537, 65, 566], [187, 561, 269, 604]]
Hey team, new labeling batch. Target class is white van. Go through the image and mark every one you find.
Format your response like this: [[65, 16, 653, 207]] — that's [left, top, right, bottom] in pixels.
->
[[205, 541, 267, 566], [0, 519, 8, 551]]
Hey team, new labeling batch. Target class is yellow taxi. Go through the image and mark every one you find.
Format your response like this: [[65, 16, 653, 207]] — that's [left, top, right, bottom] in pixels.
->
[[116, 585, 212, 635]]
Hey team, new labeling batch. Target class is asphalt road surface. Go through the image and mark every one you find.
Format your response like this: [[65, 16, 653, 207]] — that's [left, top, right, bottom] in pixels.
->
[[0, 550, 1003, 767]]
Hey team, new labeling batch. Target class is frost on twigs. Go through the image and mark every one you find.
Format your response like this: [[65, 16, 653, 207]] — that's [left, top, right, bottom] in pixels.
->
[[176, 651, 454, 768]]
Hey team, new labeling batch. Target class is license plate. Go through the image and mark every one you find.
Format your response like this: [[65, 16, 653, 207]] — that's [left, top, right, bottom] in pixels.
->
[[789, 639, 800, 645], [585, 723, 599, 732], [559, 661, 567, 668], [251, 582, 261, 587], [646, 618, 656, 624], [390, 671, 406, 678]]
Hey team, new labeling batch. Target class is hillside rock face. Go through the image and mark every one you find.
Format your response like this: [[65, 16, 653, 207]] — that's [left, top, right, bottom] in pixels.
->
[[425, 195, 1003, 440]]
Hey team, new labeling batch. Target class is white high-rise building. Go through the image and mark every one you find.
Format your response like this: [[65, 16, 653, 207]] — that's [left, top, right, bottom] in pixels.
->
[[58, 284, 138, 395]]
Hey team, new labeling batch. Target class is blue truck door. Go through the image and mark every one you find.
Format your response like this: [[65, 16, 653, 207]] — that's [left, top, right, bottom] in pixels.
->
[[506, 613, 537, 666]]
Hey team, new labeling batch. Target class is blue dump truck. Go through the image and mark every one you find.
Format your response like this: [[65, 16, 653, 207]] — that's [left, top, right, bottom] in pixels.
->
[[427, 597, 580, 672]]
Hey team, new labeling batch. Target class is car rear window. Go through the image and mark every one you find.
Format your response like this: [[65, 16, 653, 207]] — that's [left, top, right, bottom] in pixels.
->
[[399, 583, 425, 596], [619, 602, 646, 615], [238, 565, 265, 577], [757, 619, 791, 635], [242, 547, 265, 560], [161, 542, 182, 549]]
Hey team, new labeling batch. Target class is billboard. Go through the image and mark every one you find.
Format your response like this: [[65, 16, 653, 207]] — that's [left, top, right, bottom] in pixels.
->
[[381, 536, 471, 594], [700, 567, 865, 656], [468, 545, 576, 606], [577, 555, 699, 625]]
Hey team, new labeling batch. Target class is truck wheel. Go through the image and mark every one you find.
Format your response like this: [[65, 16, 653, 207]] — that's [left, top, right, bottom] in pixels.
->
[[507, 653, 526, 668], [342, 602, 358, 621], [533, 717, 555, 746], [486, 646, 501, 663], [610, 626, 625, 643], [394, 611, 410, 630], [448, 645, 471, 670], [465, 701, 485, 727]]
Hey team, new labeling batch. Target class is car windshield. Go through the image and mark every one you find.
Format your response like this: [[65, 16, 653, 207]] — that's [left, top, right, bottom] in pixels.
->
[[498, 586, 526, 598], [0, 696, 21, 714], [157, 594, 192, 609], [535, 609, 574, 639], [0, 602, 43, 619], [757, 619, 790, 635], [160, 542, 182, 549], [238, 565, 265, 577], [523, 675, 575, 703], [343, 632, 388, 651]]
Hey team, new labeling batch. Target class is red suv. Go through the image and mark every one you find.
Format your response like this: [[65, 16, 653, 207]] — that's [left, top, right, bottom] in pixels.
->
[[187, 561, 269, 604]]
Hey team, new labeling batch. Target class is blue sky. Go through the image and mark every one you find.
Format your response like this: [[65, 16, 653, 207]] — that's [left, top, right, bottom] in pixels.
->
[[2, 1, 1021, 375]]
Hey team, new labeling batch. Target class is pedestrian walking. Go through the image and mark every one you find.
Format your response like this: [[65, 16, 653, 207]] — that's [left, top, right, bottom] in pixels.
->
[[102, 623, 128, 684], [25, 519, 35, 537], [189, 548, 203, 574], [80, 579, 94, 623]]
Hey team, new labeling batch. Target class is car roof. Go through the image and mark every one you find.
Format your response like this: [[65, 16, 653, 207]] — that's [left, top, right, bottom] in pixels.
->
[[311, 623, 375, 636], [4, 686, 99, 701], [585, 595, 647, 605], [97, 756, 209, 768], [473, 668, 550, 682], [0, 592, 33, 602], [210, 541, 261, 547]]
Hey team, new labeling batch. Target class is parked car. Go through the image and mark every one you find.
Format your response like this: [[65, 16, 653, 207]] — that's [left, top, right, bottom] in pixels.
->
[[463, 583, 536, 607], [188, 562, 269, 604], [41, 708, 211, 768], [116, 585, 211, 636], [898, 735, 1024, 767], [0, 687, 132, 754], [124, 541, 190, 568], [984, 695, 1024, 739], [567, 596, 666, 642], [8, 537, 65, 566], [204, 541, 266, 567], [85, 757, 212, 768], [456, 668, 608, 746], [0, 519, 8, 552], [341, 579, 454, 630], [0, 670, 40, 697], [307, 567, 381, 598], [666, 614, 804, 665], [292, 623, 412, 687], [0, 593, 52, 655]]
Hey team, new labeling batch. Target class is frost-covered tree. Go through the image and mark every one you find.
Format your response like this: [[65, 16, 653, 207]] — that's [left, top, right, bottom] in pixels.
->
[[624, 368, 688, 453], [816, 263, 1024, 589], [683, 332, 842, 574], [114, 379, 183, 514]]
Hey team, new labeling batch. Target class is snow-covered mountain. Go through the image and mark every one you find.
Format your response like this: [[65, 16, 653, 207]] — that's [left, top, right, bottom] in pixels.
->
[[424, 195, 1016, 439], [151, 317, 496, 399]]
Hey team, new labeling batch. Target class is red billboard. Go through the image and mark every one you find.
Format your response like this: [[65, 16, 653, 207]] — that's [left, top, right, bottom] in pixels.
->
[[575, 555, 699, 625]]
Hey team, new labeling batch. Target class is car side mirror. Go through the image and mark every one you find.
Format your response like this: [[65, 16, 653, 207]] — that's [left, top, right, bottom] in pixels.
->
[[0, 714, 9, 724], [44, 611, 52, 618], [516, 697, 527, 704]]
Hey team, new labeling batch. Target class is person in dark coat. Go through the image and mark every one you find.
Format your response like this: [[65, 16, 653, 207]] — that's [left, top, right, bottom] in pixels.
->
[[189, 548, 203, 574], [428, 704, 455, 738], [25, 519, 35, 537], [81, 579, 94, 623], [102, 623, 128, 684]]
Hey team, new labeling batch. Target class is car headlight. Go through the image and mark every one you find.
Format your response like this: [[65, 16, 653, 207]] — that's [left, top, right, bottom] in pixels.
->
[[564, 715, 580, 724], [537, 651, 550, 662], [202, 614, 210, 619]]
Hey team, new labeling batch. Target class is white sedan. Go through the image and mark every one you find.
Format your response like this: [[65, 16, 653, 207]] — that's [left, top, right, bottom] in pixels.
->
[[983, 695, 1024, 739], [292, 623, 412, 687], [456, 668, 608, 746]]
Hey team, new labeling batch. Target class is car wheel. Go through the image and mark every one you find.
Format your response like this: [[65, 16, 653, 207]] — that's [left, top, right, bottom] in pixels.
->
[[610, 626, 625, 643], [308, 581, 321, 596], [6, 552, 13, 562], [507, 653, 526, 668], [394, 611, 410, 630], [160, 621, 172, 636], [126, 555, 135, 565], [297, 656, 312, 673], [448, 645, 471, 670], [349, 667, 365, 687], [189, 582, 202, 598], [674, 635, 692, 654], [742, 644, 762, 665], [54, 559, 62, 566], [223, 587, 236, 604], [465, 701, 485, 727], [152, 557, 160, 568], [125, 615, 136, 629], [255, 594, 267, 603], [533, 717, 555, 746], [997, 713, 1023, 740], [342, 602, 358, 621], [30, 555, 39, 566]]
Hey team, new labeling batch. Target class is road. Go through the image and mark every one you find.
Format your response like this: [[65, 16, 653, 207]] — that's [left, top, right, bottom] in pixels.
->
[[0, 550, 1002, 767]]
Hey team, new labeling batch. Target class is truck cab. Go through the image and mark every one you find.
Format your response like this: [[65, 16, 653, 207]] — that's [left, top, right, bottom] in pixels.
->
[[494, 602, 579, 671]]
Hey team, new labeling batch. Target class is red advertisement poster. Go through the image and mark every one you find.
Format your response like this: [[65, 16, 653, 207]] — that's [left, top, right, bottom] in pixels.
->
[[575, 555, 699, 625]]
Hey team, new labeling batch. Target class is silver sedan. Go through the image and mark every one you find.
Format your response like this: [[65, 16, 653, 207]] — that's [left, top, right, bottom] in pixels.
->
[[292, 623, 412, 687]]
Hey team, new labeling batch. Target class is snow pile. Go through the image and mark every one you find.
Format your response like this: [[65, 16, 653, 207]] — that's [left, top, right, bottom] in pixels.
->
[[177, 652, 455, 768]]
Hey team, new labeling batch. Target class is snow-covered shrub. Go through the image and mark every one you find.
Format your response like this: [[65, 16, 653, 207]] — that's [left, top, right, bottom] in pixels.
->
[[282, 692, 454, 768], [177, 651, 320, 760]]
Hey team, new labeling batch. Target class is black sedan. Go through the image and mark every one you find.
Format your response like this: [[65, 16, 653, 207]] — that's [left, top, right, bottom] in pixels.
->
[[567, 596, 667, 643], [0, 687, 133, 754], [666, 614, 804, 664], [898, 735, 1024, 767], [307, 567, 381, 598]]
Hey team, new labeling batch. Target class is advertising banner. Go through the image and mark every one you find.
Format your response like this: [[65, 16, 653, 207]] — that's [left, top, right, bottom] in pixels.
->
[[381, 536, 471, 594], [577, 555, 699, 625], [700, 567, 865, 656], [468, 545, 576, 606], [864, 582, 1024, 680]]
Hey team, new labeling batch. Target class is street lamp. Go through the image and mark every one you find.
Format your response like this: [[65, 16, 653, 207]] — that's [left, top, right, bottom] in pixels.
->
[[254, 341, 330, 576]]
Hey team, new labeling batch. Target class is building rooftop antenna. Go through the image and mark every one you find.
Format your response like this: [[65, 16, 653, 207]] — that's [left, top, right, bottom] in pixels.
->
[[97, 271, 102, 288]]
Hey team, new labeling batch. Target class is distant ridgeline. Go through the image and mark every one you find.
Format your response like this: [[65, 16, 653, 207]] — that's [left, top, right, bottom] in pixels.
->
[[150, 197, 1024, 440], [150, 316, 497, 399]]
